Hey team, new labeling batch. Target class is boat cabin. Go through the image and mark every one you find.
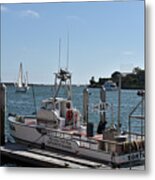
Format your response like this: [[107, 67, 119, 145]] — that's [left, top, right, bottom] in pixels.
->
[[36, 98, 80, 130]]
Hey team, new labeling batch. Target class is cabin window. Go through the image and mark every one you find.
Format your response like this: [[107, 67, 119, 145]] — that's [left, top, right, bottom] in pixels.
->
[[55, 103, 59, 110], [46, 103, 53, 110], [41, 104, 46, 109]]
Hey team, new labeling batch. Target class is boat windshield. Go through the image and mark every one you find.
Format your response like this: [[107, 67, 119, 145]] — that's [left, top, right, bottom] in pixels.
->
[[41, 101, 54, 111], [55, 102, 59, 110]]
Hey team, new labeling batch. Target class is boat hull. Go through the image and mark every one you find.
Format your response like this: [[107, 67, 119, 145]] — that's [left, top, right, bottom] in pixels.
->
[[15, 84, 29, 92], [8, 116, 145, 167], [15, 87, 27, 92], [9, 117, 79, 153]]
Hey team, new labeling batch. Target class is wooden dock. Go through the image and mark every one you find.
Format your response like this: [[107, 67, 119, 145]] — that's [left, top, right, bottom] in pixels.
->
[[0, 142, 145, 170], [0, 84, 6, 146], [0, 142, 110, 168]]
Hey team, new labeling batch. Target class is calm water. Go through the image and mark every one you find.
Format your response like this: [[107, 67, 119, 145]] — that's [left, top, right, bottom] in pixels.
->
[[5, 84, 144, 137]]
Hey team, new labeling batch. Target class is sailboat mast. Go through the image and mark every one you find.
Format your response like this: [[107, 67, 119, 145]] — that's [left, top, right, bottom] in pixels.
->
[[66, 32, 69, 70], [18, 62, 23, 87], [25, 71, 29, 87], [21, 63, 23, 83]]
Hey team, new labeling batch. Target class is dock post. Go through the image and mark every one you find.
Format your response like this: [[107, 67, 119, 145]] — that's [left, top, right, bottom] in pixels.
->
[[83, 88, 89, 125], [117, 74, 122, 132], [0, 84, 6, 146], [97, 87, 107, 134], [100, 87, 106, 123]]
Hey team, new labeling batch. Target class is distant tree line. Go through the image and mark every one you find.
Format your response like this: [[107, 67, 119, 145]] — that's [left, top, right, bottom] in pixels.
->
[[89, 67, 145, 89]]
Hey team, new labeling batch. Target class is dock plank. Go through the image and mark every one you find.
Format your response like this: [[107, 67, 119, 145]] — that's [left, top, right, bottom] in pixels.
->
[[28, 148, 108, 169], [1, 144, 90, 168], [1, 143, 144, 169]]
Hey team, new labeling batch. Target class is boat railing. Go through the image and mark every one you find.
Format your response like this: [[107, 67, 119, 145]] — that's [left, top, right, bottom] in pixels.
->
[[45, 127, 144, 155], [128, 96, 145, 140], [128, 95, 145, 169]]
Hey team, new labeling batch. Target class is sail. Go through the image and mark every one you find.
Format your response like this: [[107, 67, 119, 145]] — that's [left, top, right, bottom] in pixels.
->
[[17, 63, 23, 88]]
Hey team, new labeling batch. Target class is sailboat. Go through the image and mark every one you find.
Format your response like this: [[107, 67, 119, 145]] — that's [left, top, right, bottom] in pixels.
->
[[15, 62, 29, 92]]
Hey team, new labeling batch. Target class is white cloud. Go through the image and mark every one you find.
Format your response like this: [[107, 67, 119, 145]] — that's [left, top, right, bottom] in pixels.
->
[[21, 10, 40, 18], [1, 6, 40, 19], [1, 5, 9, 13]]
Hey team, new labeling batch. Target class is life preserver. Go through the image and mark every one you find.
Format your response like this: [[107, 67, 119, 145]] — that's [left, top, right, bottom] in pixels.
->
[[66, 109, 73, 121]]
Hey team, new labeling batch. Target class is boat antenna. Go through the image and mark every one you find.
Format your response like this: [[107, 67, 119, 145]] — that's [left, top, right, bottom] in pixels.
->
[[66, 32, 70, 70], [58, 38, 61, 71]]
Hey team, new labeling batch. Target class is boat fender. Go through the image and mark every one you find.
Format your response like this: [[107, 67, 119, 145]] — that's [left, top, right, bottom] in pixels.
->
[[66, 109, 73, 121]]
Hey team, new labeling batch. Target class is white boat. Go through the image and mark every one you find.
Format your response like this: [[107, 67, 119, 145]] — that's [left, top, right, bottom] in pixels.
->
[[15, 62, 29, 92], [8, 69, 145, 168], [103, 80, 117, 91]]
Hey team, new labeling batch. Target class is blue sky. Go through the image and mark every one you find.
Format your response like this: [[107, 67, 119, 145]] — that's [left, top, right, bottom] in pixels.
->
[[1, 1, 144, 84]]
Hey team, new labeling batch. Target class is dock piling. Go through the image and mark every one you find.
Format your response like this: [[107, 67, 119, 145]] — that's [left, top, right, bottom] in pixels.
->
[[83, 88, 89, 125], [100, 87, 106, 123], [0, 84, 6, 146], [97, 87, 107, 134]]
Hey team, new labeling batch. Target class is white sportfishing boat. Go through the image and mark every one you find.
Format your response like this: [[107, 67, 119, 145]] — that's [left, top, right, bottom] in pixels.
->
[[103, 80, 117, 91], [8, 68, 145, 168], [15, 62, 29, 92]]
